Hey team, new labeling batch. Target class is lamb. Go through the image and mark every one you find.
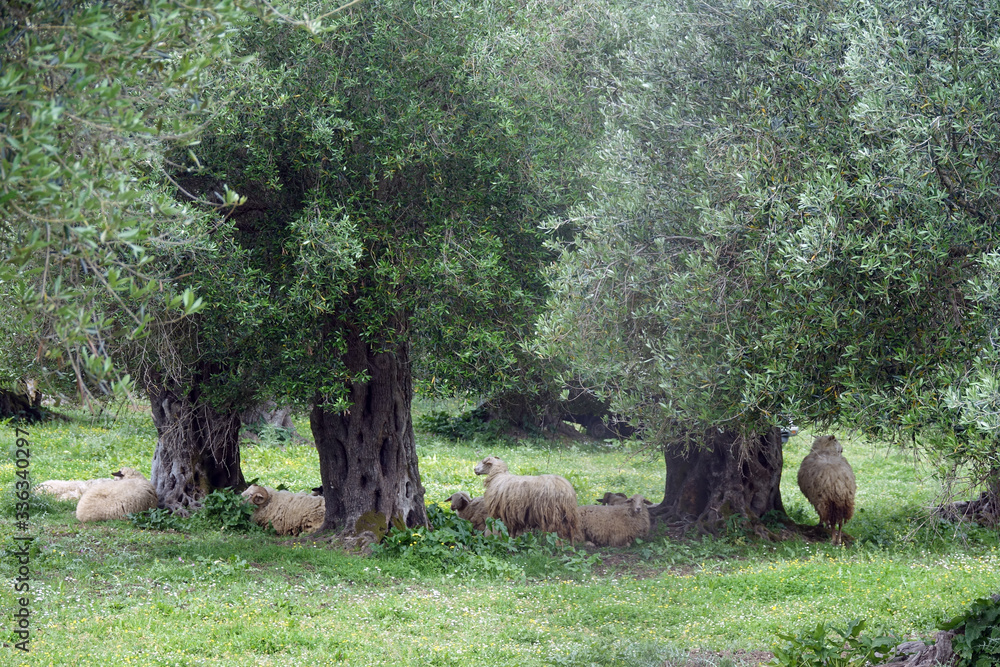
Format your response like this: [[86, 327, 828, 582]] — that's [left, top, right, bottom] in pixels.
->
[[240, 484, 325, 536], [473, 456, 582, 542], [76, 468, 158, 522], [797, 434, 856, 546], [577, 493, 651, 547], [447, 491, 488, 531]]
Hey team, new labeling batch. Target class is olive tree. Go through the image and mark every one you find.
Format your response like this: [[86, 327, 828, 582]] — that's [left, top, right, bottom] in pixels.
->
[[188, 0, 620, 531], [539, 0, 1000, 529], [0, 0, 302, 507]]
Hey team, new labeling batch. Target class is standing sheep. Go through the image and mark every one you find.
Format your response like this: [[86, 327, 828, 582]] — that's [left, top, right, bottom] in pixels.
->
[[797, 434, 856, 546], [76, 468, 158, 522], [473, 456, 582, 542], [578, 494, 651, 547], [447, 491, 488, 531], [240, 484, 325, 536]]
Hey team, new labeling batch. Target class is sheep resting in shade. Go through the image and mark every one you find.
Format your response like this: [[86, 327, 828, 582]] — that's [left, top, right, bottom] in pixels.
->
[[578, 494, 651, 547], [76, 468, 158, 522], [37, 466, 139, 501], [473, 456, 582, 542], [37, 478, 99, 501], [241, 484, 325, 536], [797, 434, 856, 546], [447, 491, 488, 531], [597, 491, 653, 507]]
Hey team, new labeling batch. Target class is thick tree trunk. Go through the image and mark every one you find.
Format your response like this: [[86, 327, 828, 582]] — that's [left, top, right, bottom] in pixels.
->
[[310, 330, 427, 533], [654, 427, 785, 530], [149, 383, 246, 513], [0, 389, 43, 423]]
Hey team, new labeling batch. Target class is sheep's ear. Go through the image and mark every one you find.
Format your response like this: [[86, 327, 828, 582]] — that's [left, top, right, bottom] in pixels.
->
[[111, 469, 124, 478]]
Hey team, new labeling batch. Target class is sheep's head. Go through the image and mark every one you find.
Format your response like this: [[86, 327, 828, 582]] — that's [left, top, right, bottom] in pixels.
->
[[112, 467, 146, 480], [809, 435, 843, 456], [626, 494, 648, 515], [448, 491, 472, 511], [598, 492, 628, 506], [241, 484, 271, 507], [474, 456, 507, 476]]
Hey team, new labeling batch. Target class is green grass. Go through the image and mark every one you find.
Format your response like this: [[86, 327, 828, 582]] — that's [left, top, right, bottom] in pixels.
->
[[1, 409, 998, 666]]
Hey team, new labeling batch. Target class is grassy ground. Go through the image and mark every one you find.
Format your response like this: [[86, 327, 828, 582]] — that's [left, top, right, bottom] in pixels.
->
[[1, 405, 998, 666]]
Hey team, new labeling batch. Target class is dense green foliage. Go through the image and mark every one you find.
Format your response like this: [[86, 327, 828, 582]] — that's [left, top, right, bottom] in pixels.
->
[[540, 0, 1000, 494], [769, 619, 897, 667], [0, 0, 255, 397], [941, 594, 1000, 667], [181, 0, 620, 406], [373, 503, 601, 580], [131, 488, 260, 532]]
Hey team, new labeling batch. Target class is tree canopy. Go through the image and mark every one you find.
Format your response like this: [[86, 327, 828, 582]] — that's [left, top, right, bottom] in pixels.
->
[[162, 0, 627, 526], [540, 0, 1000, 519], [0, 0, 254, 400]]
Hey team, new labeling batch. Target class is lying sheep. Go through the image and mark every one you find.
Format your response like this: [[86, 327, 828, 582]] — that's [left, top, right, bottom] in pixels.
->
[[76, 468, 158, 522], [578, 493, 651, 547], [37, 479, 99, 501], [447, 491, 488, 531], [37, 467, 137, 501], [597, 492, 654, 507], [797, 434, 856, 546], [473, 456, 582, 542], [240, 484, 325, 536]]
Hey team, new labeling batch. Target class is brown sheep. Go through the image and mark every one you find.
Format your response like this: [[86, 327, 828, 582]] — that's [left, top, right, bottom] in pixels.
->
[[797, 434, 856, 546], [76, 468, 158, 522], [447, 491, 488, 531], [578, 494, 651, 547], [473, 456, 582, 542], [241, 484, 325, 536], [597, 491, 653, 507]]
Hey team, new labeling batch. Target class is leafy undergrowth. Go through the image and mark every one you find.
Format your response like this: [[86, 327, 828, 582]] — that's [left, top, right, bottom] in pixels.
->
[[0, 409, 998, 666]]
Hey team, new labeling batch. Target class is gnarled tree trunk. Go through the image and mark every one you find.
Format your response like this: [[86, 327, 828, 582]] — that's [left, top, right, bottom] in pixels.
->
[[310, 329, 427, 533], [0, 389, 43, 423], [149, 382, 246, 512], [654, 427, 785, 530]]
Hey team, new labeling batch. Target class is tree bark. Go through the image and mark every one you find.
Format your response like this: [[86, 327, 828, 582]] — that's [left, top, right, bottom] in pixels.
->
[[310, 329, 427, 533], [149, 382, 246, 513], [0, 389, 43, 423], [654, 427, 786, 529]]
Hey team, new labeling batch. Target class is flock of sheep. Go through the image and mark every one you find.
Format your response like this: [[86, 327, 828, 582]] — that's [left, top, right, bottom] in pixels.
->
[[447, 455, 654, 547], [34, 434, 857, 549]]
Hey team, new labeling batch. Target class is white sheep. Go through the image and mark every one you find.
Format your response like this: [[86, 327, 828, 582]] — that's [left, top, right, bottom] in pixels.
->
[[447, 491, 488, 531], [797, 434, 856, 546], [578, 493, 651, 547], [473, 456, 582, 542], [76, 468, 158, 522], [240, 484, 325, 536], [37, 479, 98, 501], [37, 467, 137, 501]]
